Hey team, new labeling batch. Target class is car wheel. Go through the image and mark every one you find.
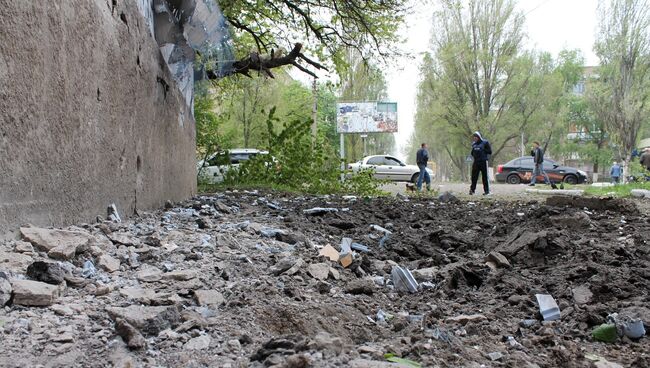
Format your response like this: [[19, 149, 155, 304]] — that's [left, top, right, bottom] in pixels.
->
[[563, 174, 578, 185], [506, 174, 521, 184], [410, 173, 419, 183]]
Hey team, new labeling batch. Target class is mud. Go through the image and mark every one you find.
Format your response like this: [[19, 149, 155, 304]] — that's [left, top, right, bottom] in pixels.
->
[[0, 191, 648, 367]]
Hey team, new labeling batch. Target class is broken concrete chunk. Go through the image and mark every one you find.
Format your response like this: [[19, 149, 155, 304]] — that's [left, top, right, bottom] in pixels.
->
[[194, 290, 225, 306], [11, 279, 60, 306], [411, 267, 438, 282], [98, 254, 121, 273], [20, 227, 94, 253], [485, 251, 511, 268], [345, 278, 375, 295], [446, 314, 488, 325], [14, 241, 34, 253], [391, 266, 419, 293], [107, 232, 139, 247], [308, 263, 330, 281], [51, 304, 73, 316], [284, 258, 304, 276], [185, 334, 211, 350], [487, 352, 503, 361], [571, 285, 593, 305], [271, 257, 298, 275], [0, 250, 33, 273], [162, 269, 197, 281], [115, 318, 146, 349], [137, 265, 163, 282], [106, 305, 181, 335], [535, 294, 561, 321], [0, 272, 11, 306], [319, 245, 340, 262], [303, 207, 339, 215], [120, 287, 157, 304]]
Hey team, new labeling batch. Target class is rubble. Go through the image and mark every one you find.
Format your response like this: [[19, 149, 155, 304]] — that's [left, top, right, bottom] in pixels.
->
[[535, 294, 561, 321], [11, 279, 60, 306], [0, 191, 648, 367]]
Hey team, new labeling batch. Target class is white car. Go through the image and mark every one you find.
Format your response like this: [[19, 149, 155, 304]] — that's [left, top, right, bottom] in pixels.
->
[[348, 155, 434, 183], [198, 148, 268, 184]]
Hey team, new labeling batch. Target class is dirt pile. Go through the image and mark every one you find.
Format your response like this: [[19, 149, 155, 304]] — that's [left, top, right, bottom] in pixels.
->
[[0, 191, 648, 367]]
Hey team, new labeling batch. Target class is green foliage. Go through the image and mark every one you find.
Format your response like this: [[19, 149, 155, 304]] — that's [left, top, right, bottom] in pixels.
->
[[222, 109, 385, 196]]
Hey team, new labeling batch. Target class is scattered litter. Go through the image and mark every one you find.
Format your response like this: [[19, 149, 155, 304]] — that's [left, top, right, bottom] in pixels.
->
[[376, 309, 393, 323], [369, 225, 392, 234], [107, 203, 121, 222], [487, 352, 503, 361], [391, 266, 418, 293], [260, 228, 286, 238], [607, 313, 646, 339], [350, 243, 369, 253], [384, 353, 421, 368], [535, 294, 561, 321], [426, 327, 452, 344], [503, 336, 523, 349], [303, 207, 339, 215], [81, 260, 96, 278], [378, 233, 390, 248], [592, 324, 618, 343]]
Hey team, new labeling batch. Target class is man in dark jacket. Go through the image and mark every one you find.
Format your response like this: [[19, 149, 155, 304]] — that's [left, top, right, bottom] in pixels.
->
[[416, 143, 431, 191], [469, 132, 491, 195], [641, 148, 650, 171], [529, 141, 551, 186]]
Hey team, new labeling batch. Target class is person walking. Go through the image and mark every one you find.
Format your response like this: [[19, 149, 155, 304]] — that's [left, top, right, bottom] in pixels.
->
[[416, 143, 431, 191], [529, 141, 551, 187], [469, 132, 491, 195], [610, 161, 622, 184]]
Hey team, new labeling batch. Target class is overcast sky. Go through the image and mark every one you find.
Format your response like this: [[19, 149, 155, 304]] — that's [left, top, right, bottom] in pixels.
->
[[387, 0, 600, 160]]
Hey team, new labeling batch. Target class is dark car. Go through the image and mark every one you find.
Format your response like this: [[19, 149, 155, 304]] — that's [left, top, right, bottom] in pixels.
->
[[495, 156, 588, 185]]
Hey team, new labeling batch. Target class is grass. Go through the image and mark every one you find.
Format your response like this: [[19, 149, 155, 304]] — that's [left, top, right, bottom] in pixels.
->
[[584, 182, 650, 198]]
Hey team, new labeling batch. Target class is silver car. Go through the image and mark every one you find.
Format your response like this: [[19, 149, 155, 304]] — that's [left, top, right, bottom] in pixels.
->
[[198, 149, 268, 184], [348, 155, 434, 183]]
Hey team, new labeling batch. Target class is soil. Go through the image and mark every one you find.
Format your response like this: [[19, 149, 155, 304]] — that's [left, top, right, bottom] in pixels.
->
[[0, 191, 648, 367]]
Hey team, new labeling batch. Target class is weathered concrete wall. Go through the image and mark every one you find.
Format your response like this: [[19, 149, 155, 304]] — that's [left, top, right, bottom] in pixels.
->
[[0, 0, 196, 233]]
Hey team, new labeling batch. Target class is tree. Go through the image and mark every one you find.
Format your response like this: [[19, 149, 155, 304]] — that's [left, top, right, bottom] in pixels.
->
[[593, 0, 650, 176]]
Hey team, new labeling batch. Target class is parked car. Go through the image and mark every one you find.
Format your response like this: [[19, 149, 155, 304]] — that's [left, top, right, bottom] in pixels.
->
[[198, 148, 268, 183], [348, 155, 434, 183], [495, 156, 588, 185]]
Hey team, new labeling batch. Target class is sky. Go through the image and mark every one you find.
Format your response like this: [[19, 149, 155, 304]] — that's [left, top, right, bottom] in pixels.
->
[[385, 0, 600, 160]]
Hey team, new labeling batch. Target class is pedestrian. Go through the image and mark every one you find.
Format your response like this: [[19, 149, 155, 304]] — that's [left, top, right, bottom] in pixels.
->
[[416, 143, 431, 191], [610, 161, 622, 184], [469, 132, 491, 195], [529, 141, 552, 187]]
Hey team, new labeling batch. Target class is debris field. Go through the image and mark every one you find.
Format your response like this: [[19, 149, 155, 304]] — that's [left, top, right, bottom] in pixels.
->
[[0, 191, 648, 367]]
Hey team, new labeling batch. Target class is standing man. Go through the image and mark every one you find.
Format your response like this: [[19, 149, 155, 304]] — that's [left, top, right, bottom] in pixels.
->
[[416, 143, 431, 191], [469, 132, 491, 195], [610, 161, 622, 184], [529, 141, 551, 187], [641, 148, 650, 172]]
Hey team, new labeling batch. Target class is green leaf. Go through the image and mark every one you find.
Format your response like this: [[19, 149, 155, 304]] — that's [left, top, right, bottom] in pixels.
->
[[383, 353, 422, 368]]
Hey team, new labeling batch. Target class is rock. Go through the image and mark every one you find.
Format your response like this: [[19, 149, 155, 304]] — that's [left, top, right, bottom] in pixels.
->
[[309, 332, 343, 355], [20, 227, 93, 256], [11, 279, 60, 306], [284, 258, 304, 276], [226, 339, 242, 352], [271, 257, 298, 275], [162, 269, 197, 281], [51, 304, 73, 316], [107, 232, 139, 247], [106, 305, 181, 335], [572, 285, 593, 305], [120, 287, 157, 304], [115, 318, 146, 349], [487, 352, 504, 361], [303, 207, 339, 216], [349, 359, 414, 368], [136, 265, 163, 282], [308, 263, 330, 281], [0, 250, 33, 273], [319, 245, 340, 261], [328, 267, 340, 280], [0, 272, 12, 306], [438, 191, 460, 203], [194, 290, 225, 306], [14, 241, 34, 253], [26, 261, 66, 285], [98, 255, 121, 273], [446, 314, 488, 325], [52, 332, 75, 343], [95, 285, 113, 296], [345, 279, 374, 295], [630, 189, 650, 198], [535, 294, 561, 321], [412, 267, 438, 282], [185, 335, 211, 350], [485, 251, 511, 268]]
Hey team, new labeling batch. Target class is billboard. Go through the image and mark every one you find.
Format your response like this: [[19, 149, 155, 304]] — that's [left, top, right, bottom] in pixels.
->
[[336, 102, 398, 133]]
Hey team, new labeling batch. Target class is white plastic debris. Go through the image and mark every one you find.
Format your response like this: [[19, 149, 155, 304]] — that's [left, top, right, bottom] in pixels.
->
[[535, 294, 561, 321], [392, 266, 419, 294]]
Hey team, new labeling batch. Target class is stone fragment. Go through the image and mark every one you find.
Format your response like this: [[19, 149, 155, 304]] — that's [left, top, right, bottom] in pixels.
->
[[185, 335, 211, 350], [487, 352, 503, 361], [328, 267, 340, 280], [115, 318, 146, 349], [106, 305, 181, 335], [26, 261, 66, 285], [411, 267, 438, 282], [0, 250, 34, 273], [345, 279, 374, 295], [162, 269, 197, 281], [136, 265, 163, 282], [284, 258, 304, 276], [445, 314, 488, 325], [11, 279, 60, 306], [0, 272, 11, 306], [120, 287, 157, 304], [107, 232, 139, 247], [572, 285, 593, 305], [308, 332, 343, 355], [98, 255, 121, 273], [485, 251, 511, 268], [270, 257, 297, 275], [20, 227, 93, 253], [95, 285, 113, 296], [194, 290, 225, 306], [14, 241, 34, 253], [51, 304, 73, 316], [303, 207, 338, 215], [308, 263, 330, 281]]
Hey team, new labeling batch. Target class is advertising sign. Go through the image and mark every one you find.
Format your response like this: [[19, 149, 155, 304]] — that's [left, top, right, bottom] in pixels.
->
[[336, 102, 398, 133]]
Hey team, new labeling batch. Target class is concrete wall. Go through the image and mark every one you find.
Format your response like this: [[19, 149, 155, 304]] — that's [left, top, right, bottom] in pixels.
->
[[0, 0, 196, 233]]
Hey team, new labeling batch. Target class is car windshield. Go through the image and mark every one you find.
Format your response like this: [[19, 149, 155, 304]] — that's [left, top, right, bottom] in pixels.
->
[[385, 157, 402, 166], [367, 157, 384, 165]]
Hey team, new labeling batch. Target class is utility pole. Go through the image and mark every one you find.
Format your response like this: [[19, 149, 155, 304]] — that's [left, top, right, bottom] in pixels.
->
[[311, 78, 318, 142]]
